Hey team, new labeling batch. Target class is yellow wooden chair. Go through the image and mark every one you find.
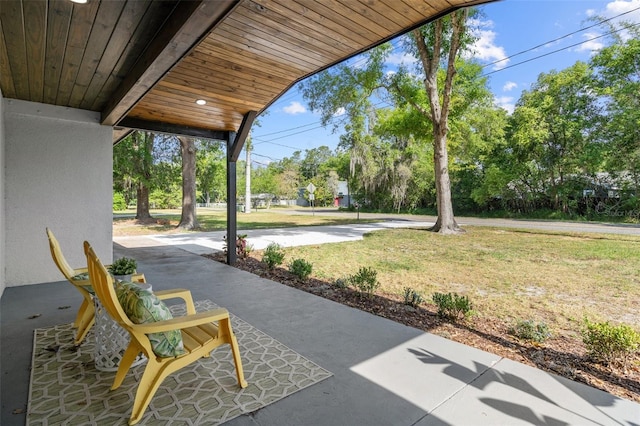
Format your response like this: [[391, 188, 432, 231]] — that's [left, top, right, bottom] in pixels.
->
[[46, 228, 146, 345], [46, 228, 96, 344], [84, 241, 247, 425]]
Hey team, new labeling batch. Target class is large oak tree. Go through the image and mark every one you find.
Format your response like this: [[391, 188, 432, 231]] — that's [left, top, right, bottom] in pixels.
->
[[303, 9, 478, 233]]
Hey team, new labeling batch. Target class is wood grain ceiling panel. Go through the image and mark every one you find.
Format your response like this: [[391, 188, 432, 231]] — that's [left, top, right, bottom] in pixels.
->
[[248, 0, 372, 50], [79, 0, 151, 110], [55, 0, 101, 106], [1, 0, 495, 141], [1, 1, 29, 99], [67, 2, 126, 108], [277, 0, 383, 44], [183, 51, 292, 91], [222, 16, 329, 69], [194, 40, 303, 80], [89, 1, 179, 110], [215, 23, 324, 71], [137, 93, 237, 122], [171, 61, 284, 98], [381, 0, 434, 20], [131, 93, 243, 131], [43, 0, 73, 104], [0, 15, 17, 98], [160, 74, 275, 106], [232, 5, 349, 60], [317, 0, 393, 40], [23, 0, 46, 103]]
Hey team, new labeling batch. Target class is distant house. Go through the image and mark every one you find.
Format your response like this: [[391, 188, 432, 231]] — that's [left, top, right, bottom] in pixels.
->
[[296, 180, 352, 207], [335, 181, 351, 208], [296, 188, 310, 207], [239, 193, 274, 210], [582, 172, 635, 199]]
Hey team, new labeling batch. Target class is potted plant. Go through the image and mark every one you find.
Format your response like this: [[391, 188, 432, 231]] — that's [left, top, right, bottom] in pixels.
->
[[108, 257, 137, 282]]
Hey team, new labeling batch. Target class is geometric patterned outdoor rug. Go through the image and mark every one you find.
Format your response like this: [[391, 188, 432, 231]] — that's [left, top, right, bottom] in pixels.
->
[[27, 300, 332, 425]]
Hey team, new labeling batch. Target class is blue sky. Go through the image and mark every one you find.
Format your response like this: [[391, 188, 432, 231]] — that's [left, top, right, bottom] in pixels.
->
[[249, 0, 640, 166]]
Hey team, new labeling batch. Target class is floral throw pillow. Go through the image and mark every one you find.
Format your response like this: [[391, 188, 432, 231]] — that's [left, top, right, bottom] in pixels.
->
[[115, 281, 186, 358]]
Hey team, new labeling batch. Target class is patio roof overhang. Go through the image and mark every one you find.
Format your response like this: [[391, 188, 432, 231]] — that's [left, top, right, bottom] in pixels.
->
[[0, 0, 494, 143]]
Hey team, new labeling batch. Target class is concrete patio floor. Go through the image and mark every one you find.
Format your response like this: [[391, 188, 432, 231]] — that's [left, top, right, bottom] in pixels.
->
[[2, 235, 640, 425]]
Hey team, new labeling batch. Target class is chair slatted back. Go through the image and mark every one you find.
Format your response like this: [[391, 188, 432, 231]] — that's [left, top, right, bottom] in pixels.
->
[[46, 228, 78, 281], [84, 241, 134, 329]]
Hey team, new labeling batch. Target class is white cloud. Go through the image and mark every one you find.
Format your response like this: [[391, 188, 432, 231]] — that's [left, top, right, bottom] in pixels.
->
[[469, 19, 509, 70], [282, 101, 307, 115], [580, 1, 640, 44], [600, 0, 640, 41], [333, 107, 346, 117], [386, 52, 418, 67], [503, 81, 517, 92], [604, 0, 640, 21], [575, 32, 606, 54], [494, 96, 515, 115]]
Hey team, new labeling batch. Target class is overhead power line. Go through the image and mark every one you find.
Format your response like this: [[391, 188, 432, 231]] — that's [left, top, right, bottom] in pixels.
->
[[253, 121, 321, 140], [254, 5, 640, 158], [482, 19, 640, 77], [482, 4, 640, 69], [253, 124, 330, 144]]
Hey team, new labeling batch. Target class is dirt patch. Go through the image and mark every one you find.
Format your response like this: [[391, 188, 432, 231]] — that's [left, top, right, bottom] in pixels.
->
[[204, 252, 640, 403], [113, 218, 177, 236]]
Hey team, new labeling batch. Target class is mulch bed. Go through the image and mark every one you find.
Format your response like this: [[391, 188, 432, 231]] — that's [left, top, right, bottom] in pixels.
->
[[204, 252, 640, 403]]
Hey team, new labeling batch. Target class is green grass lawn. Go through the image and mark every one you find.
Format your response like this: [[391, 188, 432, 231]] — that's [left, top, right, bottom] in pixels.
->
[[275, 226, 640, 337], [114, 209, 640, 337]]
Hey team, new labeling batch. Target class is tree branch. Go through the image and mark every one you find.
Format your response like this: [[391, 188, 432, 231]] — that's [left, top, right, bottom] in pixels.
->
[[387, 80, 430, 119], [442, 9, 468, 128]]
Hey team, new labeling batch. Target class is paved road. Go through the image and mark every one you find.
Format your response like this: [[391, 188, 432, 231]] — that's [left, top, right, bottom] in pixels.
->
[[277, 207, 640, 236]]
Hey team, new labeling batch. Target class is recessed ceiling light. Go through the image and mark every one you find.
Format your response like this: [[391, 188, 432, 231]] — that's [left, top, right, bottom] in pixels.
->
[[196, 99, 206, 105], [70, 0, 88, 4]]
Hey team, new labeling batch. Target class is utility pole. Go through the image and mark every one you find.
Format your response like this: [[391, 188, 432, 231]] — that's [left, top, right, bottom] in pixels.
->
[[244, 134, 252, 214]]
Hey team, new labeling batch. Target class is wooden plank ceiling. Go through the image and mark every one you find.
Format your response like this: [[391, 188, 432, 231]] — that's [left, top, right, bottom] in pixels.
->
[[0, 0, 493, 142]]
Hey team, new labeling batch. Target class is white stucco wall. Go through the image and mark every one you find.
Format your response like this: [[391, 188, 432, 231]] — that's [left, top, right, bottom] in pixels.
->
[[4, 100, 113, 286], [0, 91, 6, 297]]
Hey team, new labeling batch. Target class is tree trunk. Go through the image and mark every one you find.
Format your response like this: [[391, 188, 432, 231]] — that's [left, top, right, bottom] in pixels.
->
[[134, 131, 153, 221], [177, 136, 199, 229], [412, 12, 466, 234], [430, 123, 460, 233], [136, 183, 152, 220]]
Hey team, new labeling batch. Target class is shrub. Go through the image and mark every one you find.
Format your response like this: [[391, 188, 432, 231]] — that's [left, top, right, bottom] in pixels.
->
[[149, 188, 181, 209], [262, 243, 285, 269], [113, 192, 127, 211], [289, 258, 313, 281], [509, 320, 551, 343], [108, 257, 137, 275], [432, 292, 472, 321], [582, 319, 640, 365], [334, 278, 349, 289], [223, 234, 252, 259], [348, 267, 379, 298], [403, 287, 424, 308]]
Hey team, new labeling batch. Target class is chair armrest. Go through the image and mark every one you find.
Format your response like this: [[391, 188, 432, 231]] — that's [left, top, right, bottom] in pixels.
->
[[131, 273, 146, 283], [134, 309, 229, 333], [154, 288, 196, 315]]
